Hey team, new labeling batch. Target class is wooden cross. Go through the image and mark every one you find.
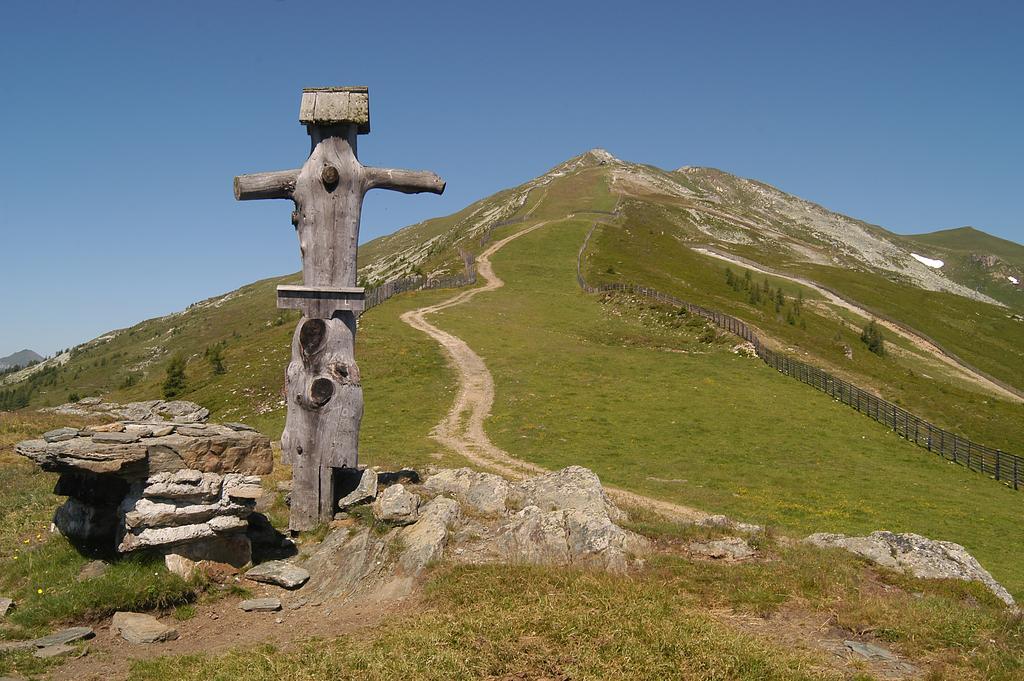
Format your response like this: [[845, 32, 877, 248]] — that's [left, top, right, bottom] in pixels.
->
[[234, 87, 445, 530]]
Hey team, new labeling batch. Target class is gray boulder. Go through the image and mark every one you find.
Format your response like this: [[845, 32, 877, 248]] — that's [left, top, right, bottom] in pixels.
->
[[507, 466, 626, 523], [110, 612, 179, 644], [497, 505, 647, 572], [806, 531, 1015, 606], [373, 484, 420, 525], [398, 497, 462, 573], [424, 467, 509, 515], [0, 597, 11, 618]]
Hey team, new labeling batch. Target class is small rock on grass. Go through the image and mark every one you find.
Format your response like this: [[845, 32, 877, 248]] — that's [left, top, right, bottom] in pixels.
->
[[0, 597, 12, 618], [238, 597, 282, 612], [688, 537, 756, 561], [77, 560, 108, 582], [110, 612, 179, 644], [32, 627, 94, 647], [245, 560, 309, 589]]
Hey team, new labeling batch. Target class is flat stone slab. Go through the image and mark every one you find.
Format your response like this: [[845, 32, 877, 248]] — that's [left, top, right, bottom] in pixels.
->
[[245, 561, 309, 589], [844, 640, 897, 661], [238, 597, 282, 612], [16, 422, 273, 476], [33, 644, 75, 659], [33, 626, 94, 647], [92, 432, 140, 444], [110, 612, 179, 644], [43, 427, 79, 443]]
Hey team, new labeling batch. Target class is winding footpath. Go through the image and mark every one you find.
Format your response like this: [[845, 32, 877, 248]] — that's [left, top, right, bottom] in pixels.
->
[[400, 216, 707, 522]]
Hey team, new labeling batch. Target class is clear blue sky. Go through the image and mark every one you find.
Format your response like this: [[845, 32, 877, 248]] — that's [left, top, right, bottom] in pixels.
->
[[2, 1, 1021, 357]]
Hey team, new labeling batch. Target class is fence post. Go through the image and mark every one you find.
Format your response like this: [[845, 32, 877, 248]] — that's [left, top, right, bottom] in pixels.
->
[[995, 450, 1001, 481], [1014, 457, 1019, 491]]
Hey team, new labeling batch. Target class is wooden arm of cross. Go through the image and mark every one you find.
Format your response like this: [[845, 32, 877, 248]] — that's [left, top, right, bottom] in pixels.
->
[[234, 166, 444, 201]]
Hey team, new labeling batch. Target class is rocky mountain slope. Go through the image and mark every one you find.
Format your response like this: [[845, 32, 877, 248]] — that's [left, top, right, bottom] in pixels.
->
[[2, 149, 1020, 445]]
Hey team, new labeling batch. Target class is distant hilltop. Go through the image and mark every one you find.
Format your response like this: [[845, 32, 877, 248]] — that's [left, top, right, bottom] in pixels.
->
[[0, 349, 43, 370]]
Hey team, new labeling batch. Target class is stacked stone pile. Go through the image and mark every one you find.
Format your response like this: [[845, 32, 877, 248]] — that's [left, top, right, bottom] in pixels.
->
[[16, 400, 272, 572]]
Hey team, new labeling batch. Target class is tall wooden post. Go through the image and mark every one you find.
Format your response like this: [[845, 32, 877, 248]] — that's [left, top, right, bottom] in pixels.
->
[[234, 87, 445, 530]]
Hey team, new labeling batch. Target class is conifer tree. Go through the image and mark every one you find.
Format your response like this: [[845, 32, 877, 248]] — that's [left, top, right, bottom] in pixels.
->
[[163, 354, 188, 398]]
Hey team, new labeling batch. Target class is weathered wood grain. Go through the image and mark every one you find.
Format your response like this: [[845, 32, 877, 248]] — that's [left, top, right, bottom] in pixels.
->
[[233, 169, 300, 201], [235, 90, 445, 530], [363, 167, 446, 195]]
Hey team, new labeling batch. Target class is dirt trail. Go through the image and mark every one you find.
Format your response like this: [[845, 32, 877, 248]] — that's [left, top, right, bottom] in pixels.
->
[[692, 246, 1023, 404], [401, 216, 707, 522]]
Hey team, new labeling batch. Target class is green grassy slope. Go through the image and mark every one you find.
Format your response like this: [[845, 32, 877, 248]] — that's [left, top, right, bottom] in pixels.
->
[[896, 227, 1024, 310], [2, 152, 1021, 588], [429, 201, 1024, 599], [596, 200, 1024, 452]]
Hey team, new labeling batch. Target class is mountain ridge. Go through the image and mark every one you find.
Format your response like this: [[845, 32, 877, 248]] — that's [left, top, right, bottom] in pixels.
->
[[0, 349, 43, 370], [2, 150, 1021, 451]]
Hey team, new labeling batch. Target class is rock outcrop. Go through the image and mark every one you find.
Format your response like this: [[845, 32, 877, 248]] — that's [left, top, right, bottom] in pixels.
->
[[16, 408, 271, 573], [298, 465, 648, 607], [805, 530, 1015, 607]]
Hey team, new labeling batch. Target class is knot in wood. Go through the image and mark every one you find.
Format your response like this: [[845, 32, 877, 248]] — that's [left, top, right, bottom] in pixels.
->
[[320, 164, 340, 190], [310, 377, 335, 407]]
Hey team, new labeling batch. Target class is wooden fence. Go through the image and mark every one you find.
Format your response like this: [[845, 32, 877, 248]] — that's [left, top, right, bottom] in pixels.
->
[[576, 225, 1022, 491], [363, 264, 477, 312]]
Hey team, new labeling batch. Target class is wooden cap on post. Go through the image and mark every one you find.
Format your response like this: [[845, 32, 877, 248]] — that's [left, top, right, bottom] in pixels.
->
[[299, 87, 370, 134]]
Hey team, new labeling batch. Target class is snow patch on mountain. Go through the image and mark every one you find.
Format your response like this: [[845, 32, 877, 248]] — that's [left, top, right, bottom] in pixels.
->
[[910, 253, 944, 269]]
